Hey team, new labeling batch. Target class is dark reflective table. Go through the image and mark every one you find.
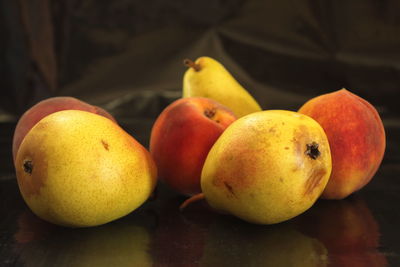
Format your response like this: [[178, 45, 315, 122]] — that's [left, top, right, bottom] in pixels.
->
[[1, 119, 399, 266]]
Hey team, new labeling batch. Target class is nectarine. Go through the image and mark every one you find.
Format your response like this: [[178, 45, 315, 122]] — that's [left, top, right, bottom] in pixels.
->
[[298, 89, 386, 199], [149, 97, 236, 196]]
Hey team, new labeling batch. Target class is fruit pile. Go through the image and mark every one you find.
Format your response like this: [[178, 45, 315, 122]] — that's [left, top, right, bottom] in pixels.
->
[[13, 56, 386, 227]]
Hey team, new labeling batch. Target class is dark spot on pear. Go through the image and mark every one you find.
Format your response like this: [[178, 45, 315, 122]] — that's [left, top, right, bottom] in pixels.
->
[[224, 181, 237, 198], [20, 153, 48, 197], [304, 167, 327, 196], [305, 142, 320, 160], [101, 139, 109, 151], [23, 160, 33, 174]]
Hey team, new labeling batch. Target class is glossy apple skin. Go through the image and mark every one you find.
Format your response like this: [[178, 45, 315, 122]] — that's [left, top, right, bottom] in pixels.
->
[[150, 97, 236, 196], [298, 89, 386, 199], [12, 96, 116, 163]]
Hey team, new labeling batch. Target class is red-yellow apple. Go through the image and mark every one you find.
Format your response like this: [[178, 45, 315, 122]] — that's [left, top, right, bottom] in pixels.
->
[[12, 96, 116, 163], [150, 97, 236, 196], [298, 89, 386, 199]]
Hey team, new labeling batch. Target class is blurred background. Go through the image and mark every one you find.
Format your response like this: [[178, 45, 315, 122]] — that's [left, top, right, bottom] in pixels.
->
[[1, 0, 400, 169]]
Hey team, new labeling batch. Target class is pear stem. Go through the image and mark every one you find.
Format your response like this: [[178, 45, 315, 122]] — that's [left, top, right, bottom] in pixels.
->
[[183, 59, 201, 72], [179, 193, 205, 211]]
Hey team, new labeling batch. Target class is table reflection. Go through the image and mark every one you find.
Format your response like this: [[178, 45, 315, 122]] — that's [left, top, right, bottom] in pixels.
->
[[14, 209, 155, 267], [199, 218, 328, 266], [295, 195, 387, 267], [12, 192, 387, 267], [150, 196, 211, 267]]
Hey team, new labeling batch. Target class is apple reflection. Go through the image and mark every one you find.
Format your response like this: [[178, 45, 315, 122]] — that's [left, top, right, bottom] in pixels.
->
[[295, 195, 388, 267], [14, 209, 154, 267]]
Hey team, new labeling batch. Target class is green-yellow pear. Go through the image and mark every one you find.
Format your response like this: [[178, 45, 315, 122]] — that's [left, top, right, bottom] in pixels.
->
[[182, 110, 332, 224], [183, 56, 262, 118], [15, 110, 157, 227]]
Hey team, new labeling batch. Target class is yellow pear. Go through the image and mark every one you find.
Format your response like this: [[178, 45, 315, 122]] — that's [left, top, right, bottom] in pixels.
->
[[15, 110, 157, 227], [182, 110, 332, 224], [183, 56, 262, 117]]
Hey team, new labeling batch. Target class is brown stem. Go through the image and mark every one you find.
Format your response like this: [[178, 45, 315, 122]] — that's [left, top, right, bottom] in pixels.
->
[[179, 193, 205, 211], [183, 58, 201, 72]]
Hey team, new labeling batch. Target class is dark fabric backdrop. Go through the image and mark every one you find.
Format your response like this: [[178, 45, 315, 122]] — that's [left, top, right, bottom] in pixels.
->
[[1, 0, 400, 122]]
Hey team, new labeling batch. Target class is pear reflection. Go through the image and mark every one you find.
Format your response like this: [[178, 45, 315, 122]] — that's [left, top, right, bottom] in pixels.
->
[[199, 217, 328, 267], [14, 210, 153, 267], [295, 195, 387, 267]]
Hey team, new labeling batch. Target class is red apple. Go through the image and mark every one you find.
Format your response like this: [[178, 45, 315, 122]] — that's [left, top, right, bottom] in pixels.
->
[[150, 97, 236, 196], [12, 96, 116, 163], [298, 89, 386, 199]]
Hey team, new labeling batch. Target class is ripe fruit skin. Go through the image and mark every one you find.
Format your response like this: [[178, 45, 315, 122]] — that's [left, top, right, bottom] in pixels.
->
[[201, 110, 332, 224], [183, 56, 262, 118], [15, 110, 157, 227], [298, 89, 386, 199], [150, 97, 236, 196], [12, 96, 116, 163]]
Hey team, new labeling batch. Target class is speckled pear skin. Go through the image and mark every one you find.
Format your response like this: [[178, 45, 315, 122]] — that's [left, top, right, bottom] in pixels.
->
[[201, 110, 332, 225], [15, 110, 157, 228]]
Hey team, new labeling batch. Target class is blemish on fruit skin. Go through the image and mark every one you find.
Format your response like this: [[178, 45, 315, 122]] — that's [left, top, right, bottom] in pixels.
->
[[211, 147, 264, 192], [304, 167, 327, 196], [19, 155, 48, 197], [101, 139, 109, 151], [224, 181, 237, 198], [204, 108, 216, 119], [305, 142, 320, 160], [291, 126, 326, 178], [23, 160, 33, 174]]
